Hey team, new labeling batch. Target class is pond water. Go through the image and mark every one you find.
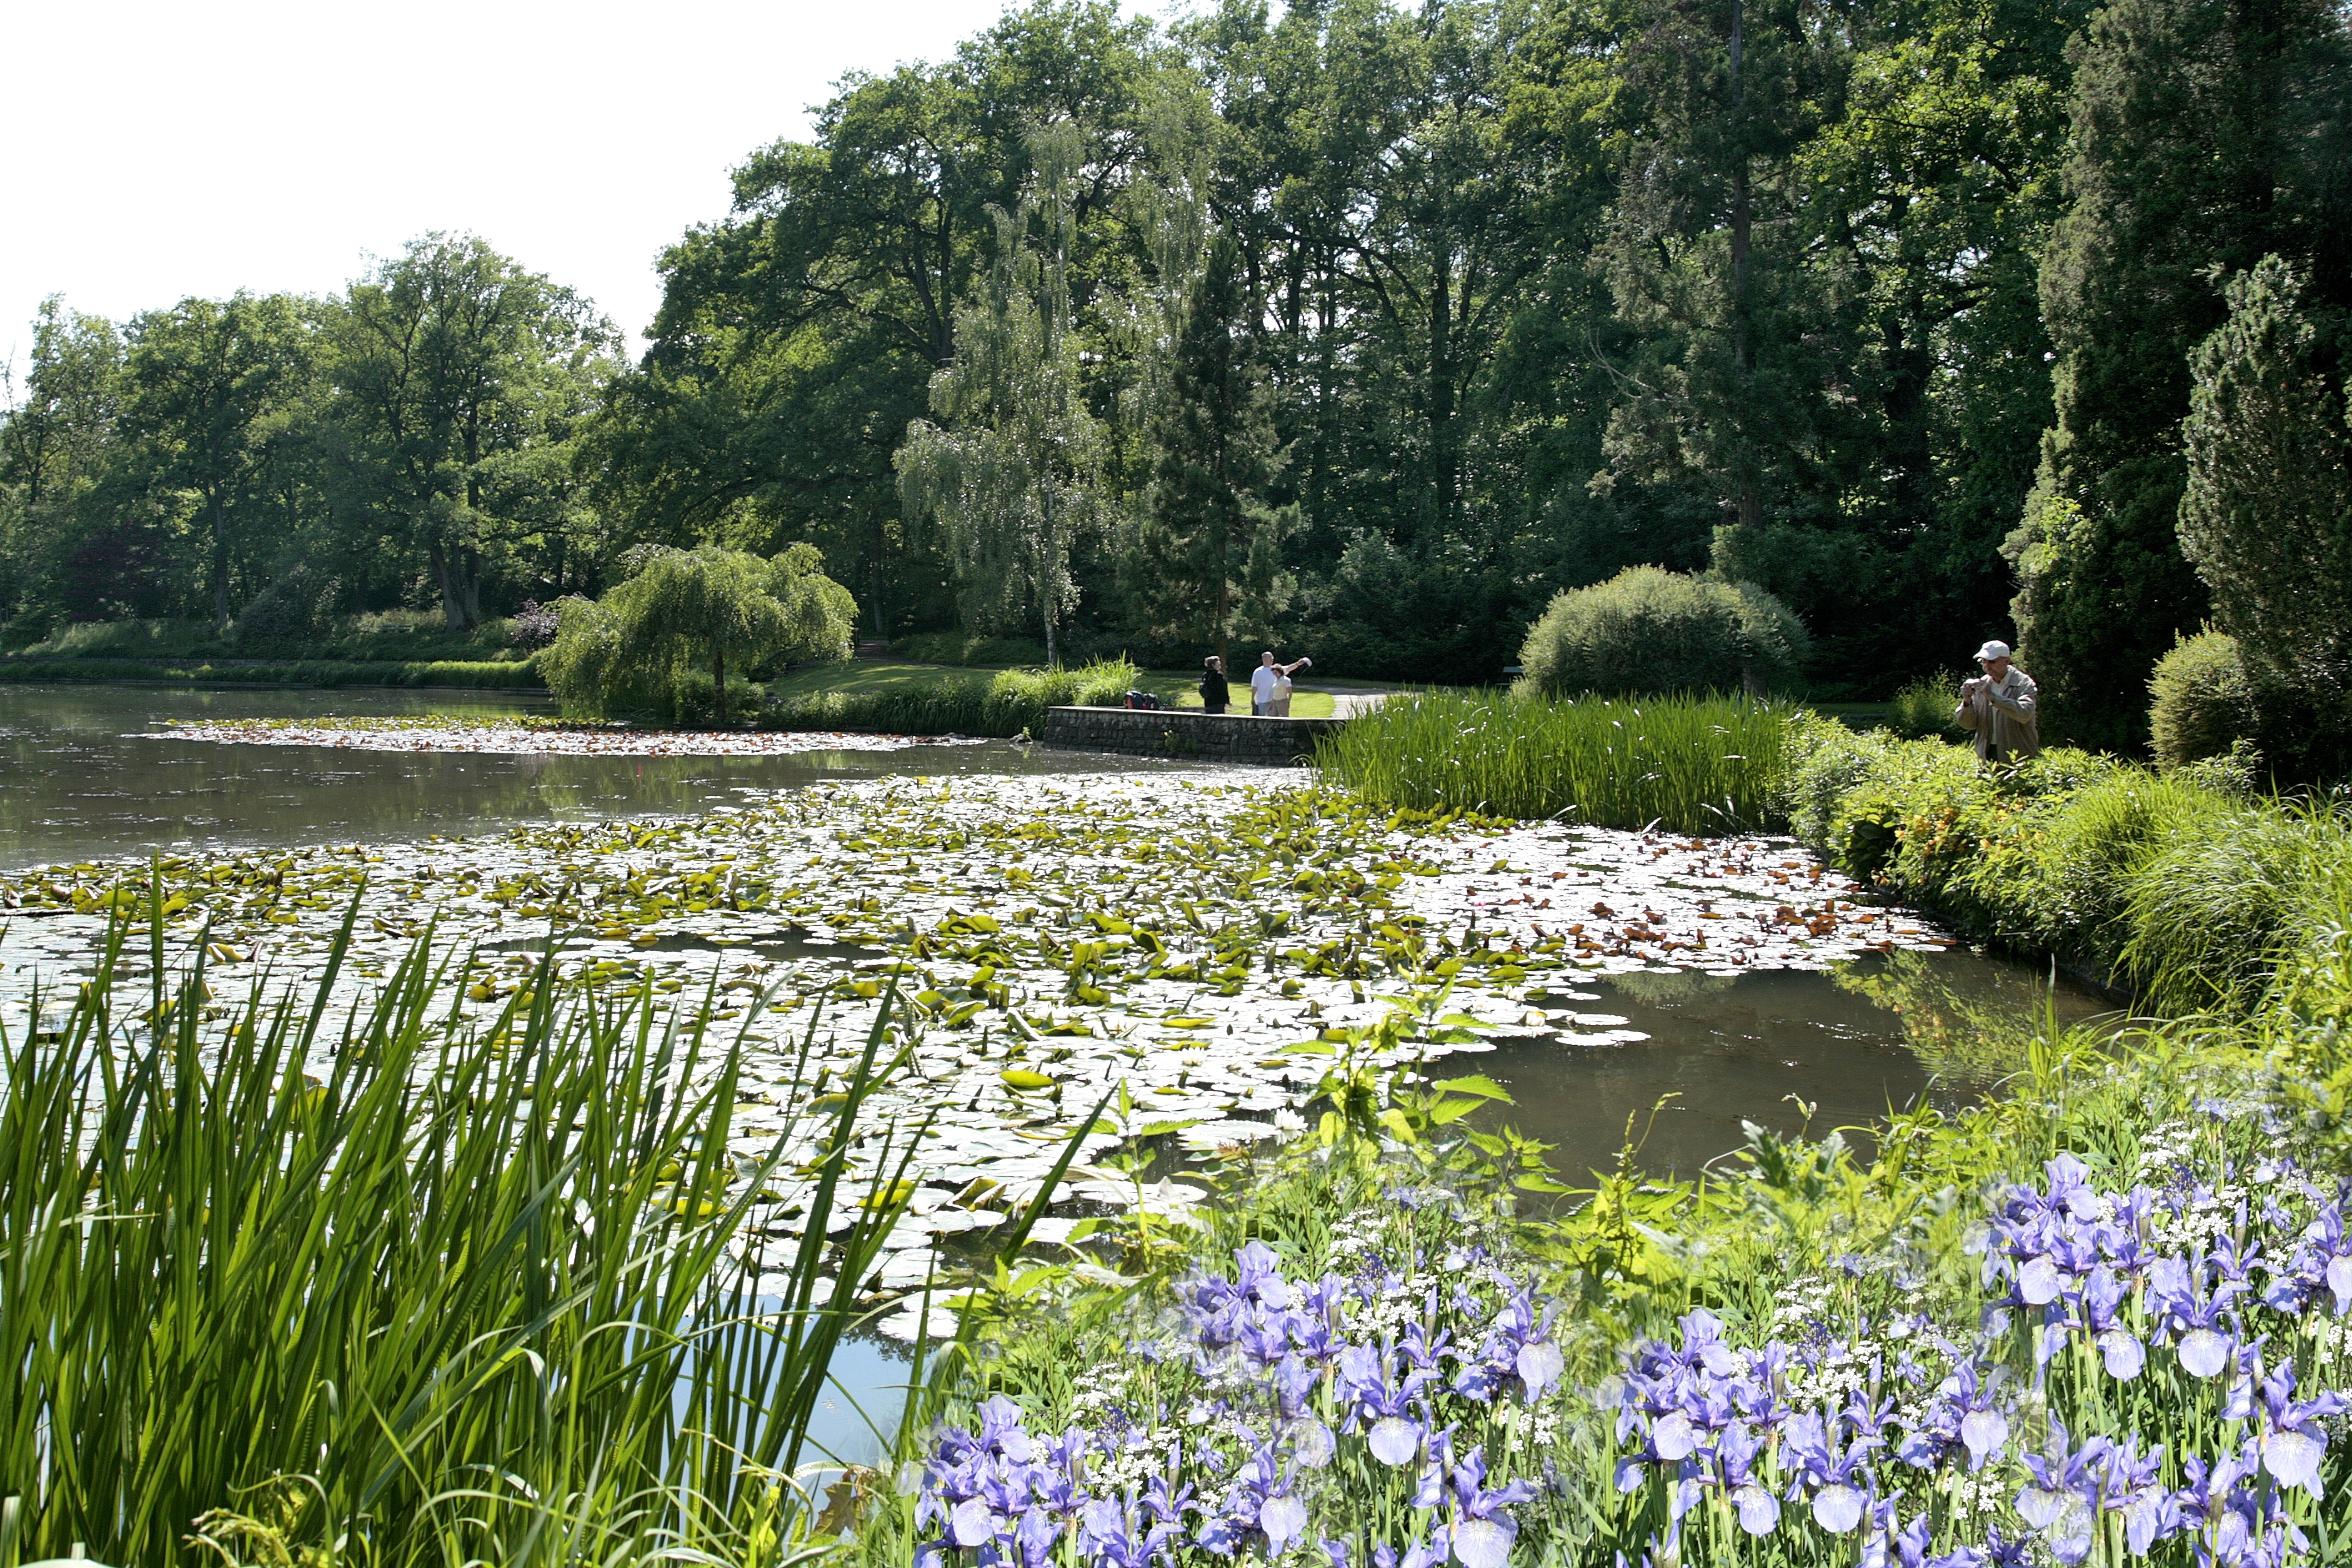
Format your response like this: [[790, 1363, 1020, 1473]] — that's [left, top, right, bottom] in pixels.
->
[[1470, 948, 2117, 1179], [0, 684, 1193, 871], [1, 683, 2124, 1470]]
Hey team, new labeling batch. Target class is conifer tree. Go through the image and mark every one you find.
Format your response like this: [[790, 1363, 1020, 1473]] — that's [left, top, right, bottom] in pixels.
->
[[1134, 235, 1296, 663], [2011, 0, 2351, 740]]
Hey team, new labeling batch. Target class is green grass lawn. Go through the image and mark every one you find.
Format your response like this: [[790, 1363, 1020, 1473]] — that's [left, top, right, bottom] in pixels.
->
[[758, 660, 1345, 718]]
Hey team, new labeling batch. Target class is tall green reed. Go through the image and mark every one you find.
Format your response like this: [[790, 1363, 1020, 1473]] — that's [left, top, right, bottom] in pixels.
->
[[0, 882, 926, 1567], [1315, 689, 1786, 831]]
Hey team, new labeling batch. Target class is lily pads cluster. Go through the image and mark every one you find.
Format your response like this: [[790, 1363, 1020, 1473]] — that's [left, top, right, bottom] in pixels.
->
[[0, 772, 1950, 1331], [916, 1190, 1573, 1568], [1608, 1145, 2352, 1568], [139, 714, 984, 757]]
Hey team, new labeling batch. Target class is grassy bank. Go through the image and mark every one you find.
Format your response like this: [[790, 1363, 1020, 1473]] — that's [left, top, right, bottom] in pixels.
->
[[1, 902, 930, 1566], [755, 659, 1140, 737], [6, 610, 530, 665], [1317, 689, 1786, 831], [0, 655, 545, 688], [1778, 713, 2352, 1013]]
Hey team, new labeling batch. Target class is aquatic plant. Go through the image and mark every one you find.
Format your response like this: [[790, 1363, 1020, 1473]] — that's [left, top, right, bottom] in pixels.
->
[[0, 892, 925, 1566], [1316, 690, 1787, 831]]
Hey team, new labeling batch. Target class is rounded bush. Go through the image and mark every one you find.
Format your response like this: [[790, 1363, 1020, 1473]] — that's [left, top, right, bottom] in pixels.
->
[[2149, 630, 2256, 770], [1515, 567, 1807, 698]]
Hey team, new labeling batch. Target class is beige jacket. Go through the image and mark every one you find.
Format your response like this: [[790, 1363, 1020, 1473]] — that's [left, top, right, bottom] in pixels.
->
[[1955, 667, 2041, 760]]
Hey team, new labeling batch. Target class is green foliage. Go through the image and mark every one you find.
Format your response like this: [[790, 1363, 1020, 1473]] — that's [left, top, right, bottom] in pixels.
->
[[762, 658, 1139, 738], [1515, 566, 1808, 698], [0, 657, 543, 688], [1132, 234, 1296, 656], [1781, 716, 2352, 1008], [2, 895, 922, 1566], [887, 631, 1050, 667], [1884, 675, 1966, 739], [1317, 689, 1787, 831], [2148, 628, 2258, 770], [896, 124, 1104, 668], [2015, 0, 2352, 740], [540, 543, 856, 723], [2178, 257, 2352, 773]]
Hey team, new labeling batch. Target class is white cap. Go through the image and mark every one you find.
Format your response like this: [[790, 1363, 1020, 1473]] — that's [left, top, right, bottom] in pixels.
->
[[1975, 640, 2013, 663]]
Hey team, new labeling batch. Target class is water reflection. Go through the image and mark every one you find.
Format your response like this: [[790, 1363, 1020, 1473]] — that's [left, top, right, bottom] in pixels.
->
[[0, 684, 1197, 871], [1469, 948, 2120, 1180]]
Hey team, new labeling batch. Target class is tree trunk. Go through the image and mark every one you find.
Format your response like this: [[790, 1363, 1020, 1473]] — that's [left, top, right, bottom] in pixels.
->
[[427, 540, 482, 632], [714, 643, 728, 728]]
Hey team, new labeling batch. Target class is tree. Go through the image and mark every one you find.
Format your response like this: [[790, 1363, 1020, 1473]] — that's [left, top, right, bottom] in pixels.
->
[[2178, 257, 2352, 757], [120, 293, 311, 628], [0, 299, 125, 626], [897, 122, 1107, 667], [539, 543, 857, 724], [1134, 235, 1296, 660], [329, 234, 615, 630], [2011, 0, 2352, 740]]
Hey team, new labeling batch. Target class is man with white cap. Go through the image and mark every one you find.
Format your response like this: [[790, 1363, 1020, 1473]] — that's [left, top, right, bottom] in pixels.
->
[[1955, 640, 2040, 762]]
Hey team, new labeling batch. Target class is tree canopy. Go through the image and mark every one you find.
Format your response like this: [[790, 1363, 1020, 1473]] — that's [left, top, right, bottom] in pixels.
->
[[6, 0, 2351, 735]]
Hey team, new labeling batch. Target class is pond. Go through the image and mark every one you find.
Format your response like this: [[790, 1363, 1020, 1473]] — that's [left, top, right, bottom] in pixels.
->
[[0, 683, 1193, 872], [1, 685, 2118, 1371]]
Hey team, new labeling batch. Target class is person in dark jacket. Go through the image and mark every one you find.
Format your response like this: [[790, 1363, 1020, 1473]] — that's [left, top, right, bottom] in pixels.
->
[[1199, 655, 1230, 714]]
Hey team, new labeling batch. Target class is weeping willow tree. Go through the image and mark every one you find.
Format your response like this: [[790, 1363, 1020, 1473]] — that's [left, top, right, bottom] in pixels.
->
[[541, 542, 855, 723], [895, 122, 1104, 668]]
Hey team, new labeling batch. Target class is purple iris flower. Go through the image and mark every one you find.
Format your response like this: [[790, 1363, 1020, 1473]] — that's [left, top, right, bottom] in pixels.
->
[[1197, 1444, 1307, 1557], [1338, 1341, 1438, 1464], [1079, 1496, 1183, 1568], [1782, 1409, 1881, 1532], [2264, 1201, 2352, 1317], [2245, 1356, 2347, 1493], [2015, 1417, 2111, 1566], [1717, 1420, 1781, 1534], [2149, 1254, 2243, 1376], [1440, 1446, 1539, 1568], [1897, 1360, 2010, 1472]]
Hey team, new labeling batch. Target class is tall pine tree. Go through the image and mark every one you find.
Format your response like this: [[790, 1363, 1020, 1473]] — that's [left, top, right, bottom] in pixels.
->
[[1134, 234, 1297, 663], [2012, 0, 2351, 741]]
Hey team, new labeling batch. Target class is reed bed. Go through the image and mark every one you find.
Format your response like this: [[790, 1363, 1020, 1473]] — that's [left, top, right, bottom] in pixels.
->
[[0, 892, 934, 1567], [1315, 689, 1786, 831]]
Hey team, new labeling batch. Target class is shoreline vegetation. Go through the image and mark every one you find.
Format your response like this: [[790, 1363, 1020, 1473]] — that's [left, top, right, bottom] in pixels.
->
[[8, 695, 2352, 1566]]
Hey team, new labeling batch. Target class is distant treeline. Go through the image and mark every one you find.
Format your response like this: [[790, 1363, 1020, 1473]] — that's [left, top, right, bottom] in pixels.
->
[[4, 0, 2349, 720]]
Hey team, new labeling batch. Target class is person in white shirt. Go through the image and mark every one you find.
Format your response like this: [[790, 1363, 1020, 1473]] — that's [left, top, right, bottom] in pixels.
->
[[1250, 650, 1310, 716]]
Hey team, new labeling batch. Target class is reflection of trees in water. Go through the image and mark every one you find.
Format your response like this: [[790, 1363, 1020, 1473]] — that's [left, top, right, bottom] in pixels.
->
[[1607, 969, 1738, 1008], [1828, 951, 2105, 1083]]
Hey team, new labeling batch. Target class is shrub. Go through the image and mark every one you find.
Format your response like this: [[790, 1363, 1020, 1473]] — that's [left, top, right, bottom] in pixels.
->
[[1883, 674, 1965, 739], [1515, 566, 1806, 699], [507, 598, 561, 649], [2148, 628, 2257, 770], [230, 565, 340, 655], [760, 659, 1137, 738], [889, 631, 1050, 667]]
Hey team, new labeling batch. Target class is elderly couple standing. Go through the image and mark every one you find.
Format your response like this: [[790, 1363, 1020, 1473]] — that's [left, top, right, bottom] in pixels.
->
[[1198, 651, 1311, 717], [1956, 639, 2040, 762]]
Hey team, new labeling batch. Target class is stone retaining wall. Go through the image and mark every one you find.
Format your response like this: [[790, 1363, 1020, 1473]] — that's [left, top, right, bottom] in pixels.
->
[[1039, 705, 1344, 765]]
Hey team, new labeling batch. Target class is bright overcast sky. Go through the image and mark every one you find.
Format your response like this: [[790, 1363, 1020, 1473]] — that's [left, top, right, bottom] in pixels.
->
[[6, 0, 1148, 369]]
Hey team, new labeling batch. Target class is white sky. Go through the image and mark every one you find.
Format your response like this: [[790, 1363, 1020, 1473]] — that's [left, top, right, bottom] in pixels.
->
[[6, 0, 1127, 369]]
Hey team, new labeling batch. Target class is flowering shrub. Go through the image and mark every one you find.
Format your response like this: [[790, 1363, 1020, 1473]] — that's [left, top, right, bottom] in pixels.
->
[[1608, 1141, 2352, 1568], [913, 1193, 1573, 1567], [509, 598, 562, 649]]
